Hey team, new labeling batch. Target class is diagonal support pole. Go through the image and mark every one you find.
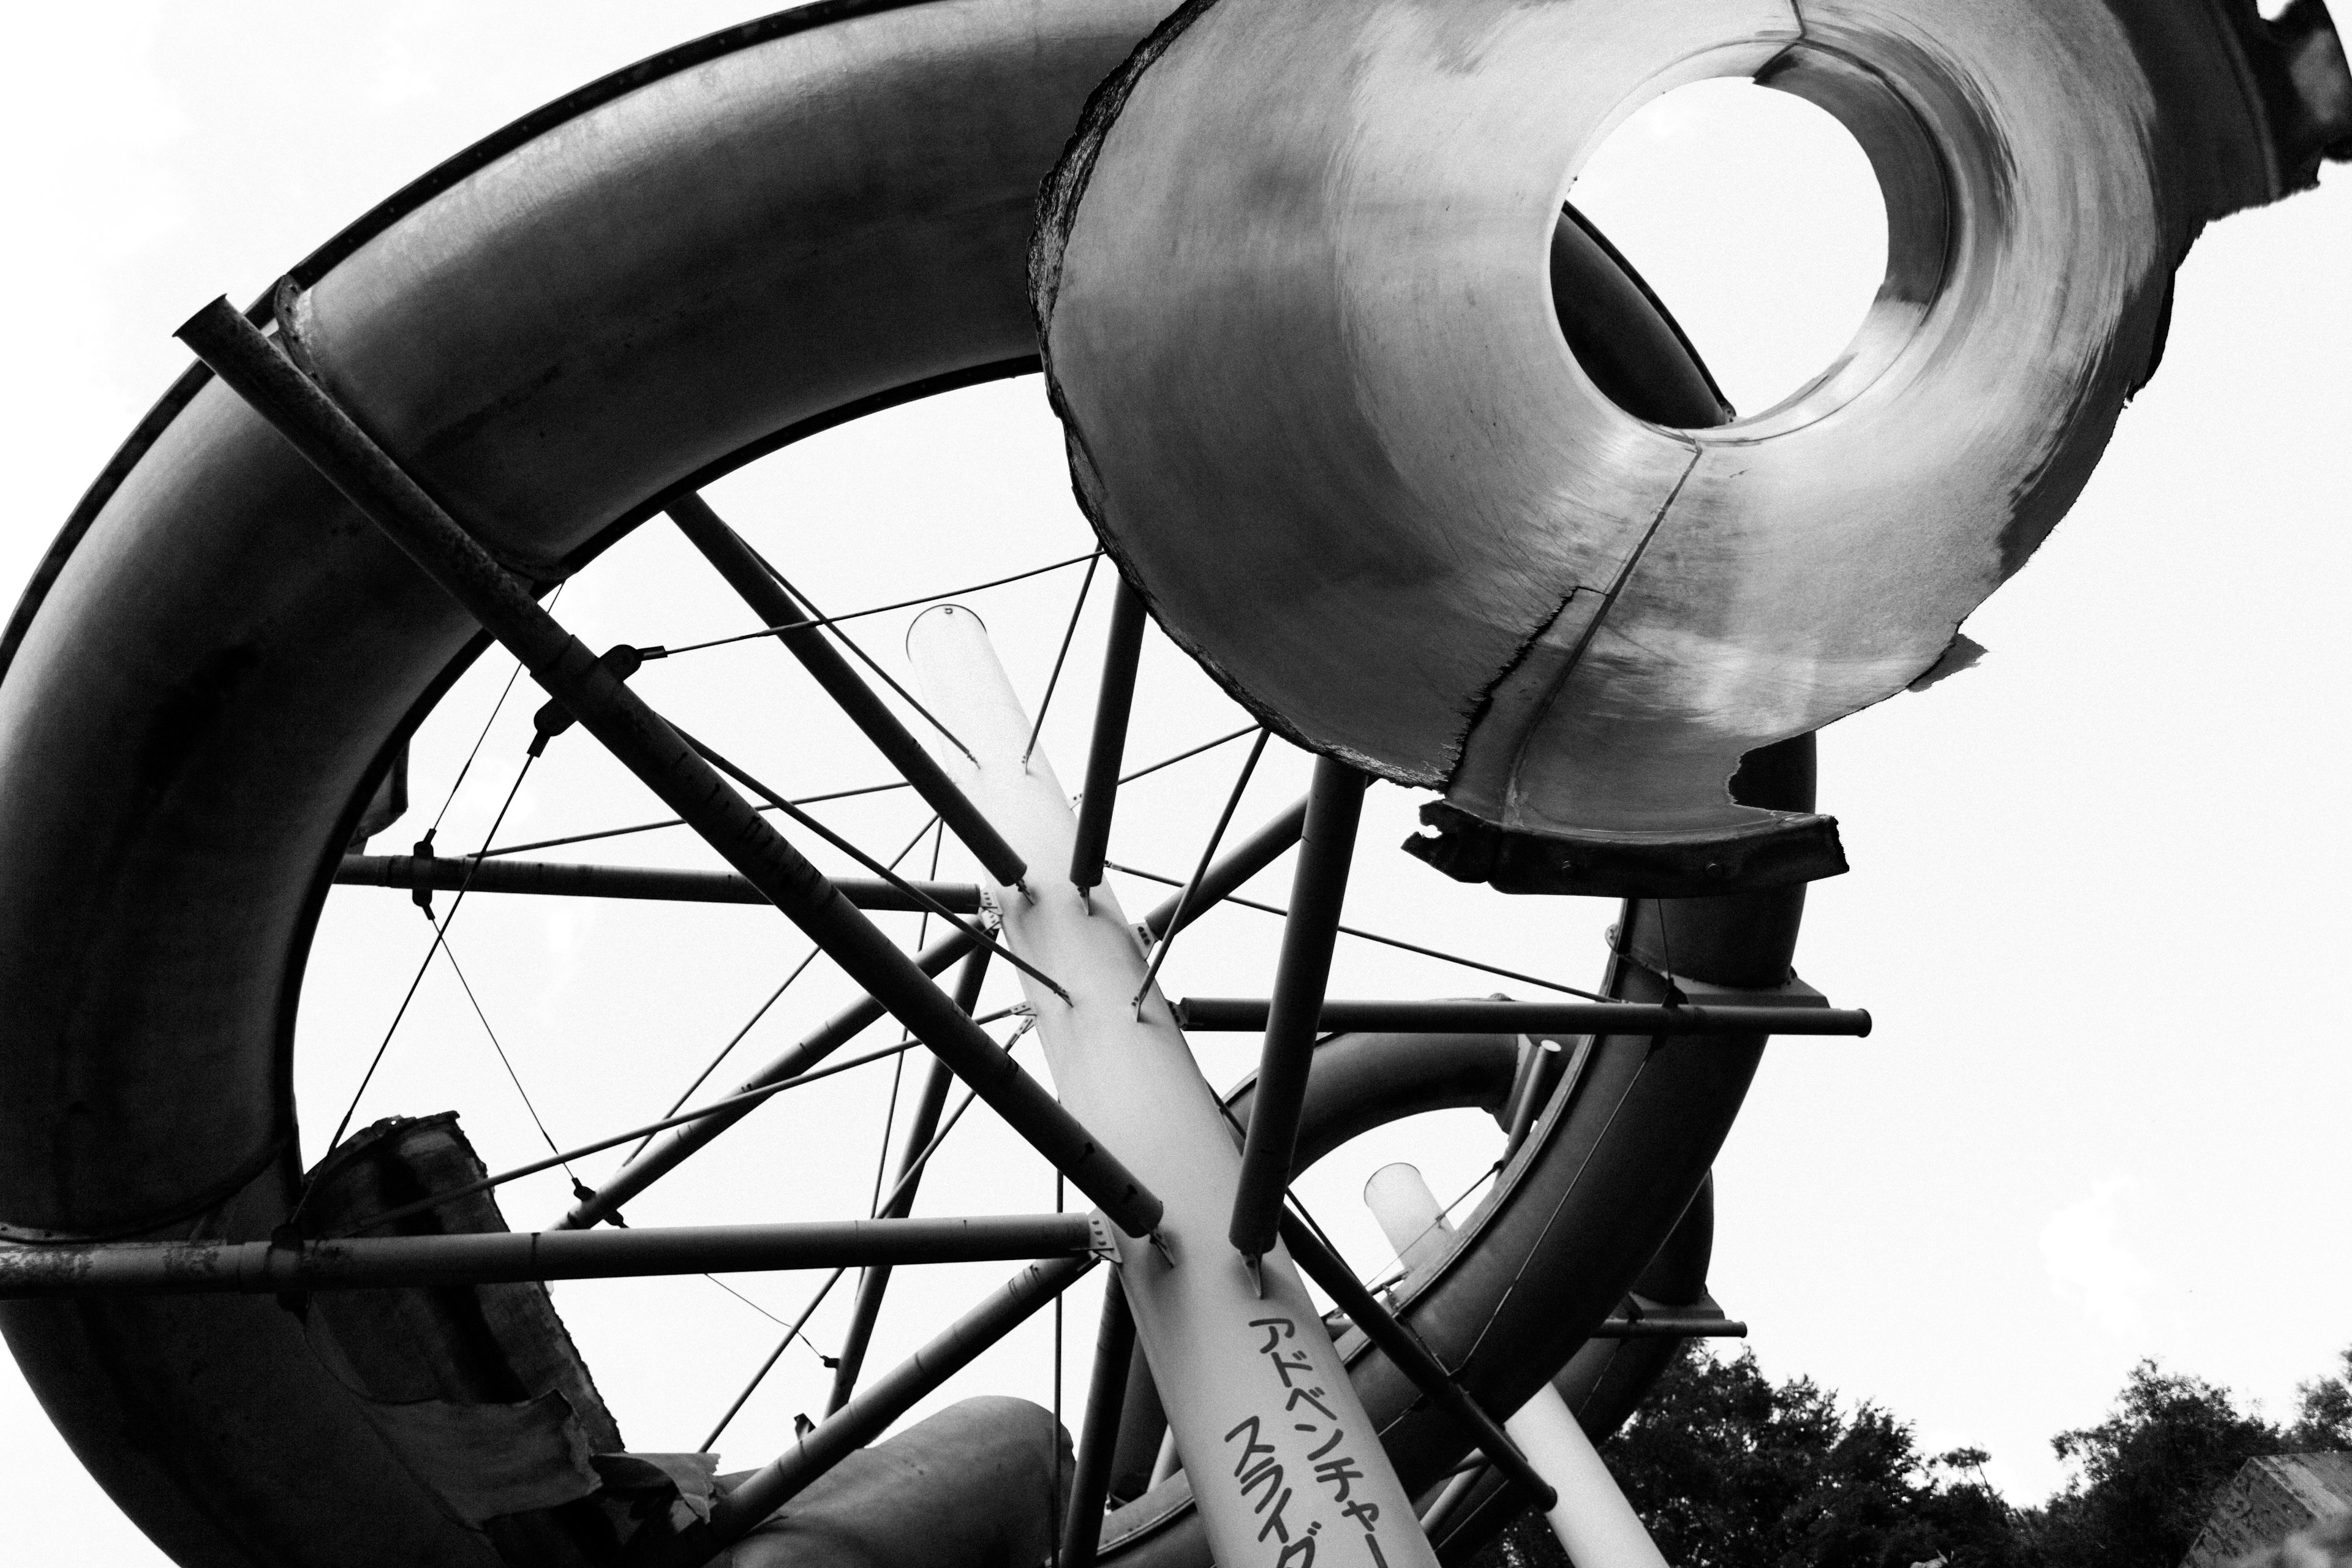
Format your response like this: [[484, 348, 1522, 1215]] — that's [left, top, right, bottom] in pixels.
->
[[666, 492, 1030, 889], [1275, 1210, 1555, 1509], [1068, 579, 1147, 897], [823, 949, 991, 1414], [1227, 755, 1365, 1264], [561, 799, 1311, 1228], [179, 296, 1161, 1242], [1059, 1271, 1137, 1568], [636, 1253, 1099, 1568], [1139, 795, 1306, 941]]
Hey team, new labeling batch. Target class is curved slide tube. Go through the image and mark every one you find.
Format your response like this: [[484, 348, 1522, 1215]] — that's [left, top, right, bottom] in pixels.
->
[[1034, 0, 2348, 865], [3, 1, 2321, 1562]]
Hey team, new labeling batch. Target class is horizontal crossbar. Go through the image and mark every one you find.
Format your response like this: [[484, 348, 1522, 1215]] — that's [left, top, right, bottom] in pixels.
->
[[1174, 998, 1871, 1037], [0, 1213, 1105, 1298], [1592, 1315, 1746, 1338], [339, 853, 982, 912]]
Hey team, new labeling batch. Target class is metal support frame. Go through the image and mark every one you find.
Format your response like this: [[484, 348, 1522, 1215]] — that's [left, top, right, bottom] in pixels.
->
[[1593, 1315, 1744, 1338], [1276, 1211, 1556, 1510], [1060, 1272, 1137, 1568], [1131, 730, 1268, 1009], [562, 929, 974, 1229], [1178, 998, 1872, 1036], [824, 949, 992, 1414], [181, 298, 1161, 1241], [564, 800, 1310, 1227], [337, 853, 979, 912], [1068, 579, 1147, 895], [666, 491, 1030, 889], [0, 1214, 1103, 1299], [908, 605, 1440, 1568], [1140, 796, 1307, 941], [1228, 756, 1365, 1263], [641, 1253, 1100, 1568]]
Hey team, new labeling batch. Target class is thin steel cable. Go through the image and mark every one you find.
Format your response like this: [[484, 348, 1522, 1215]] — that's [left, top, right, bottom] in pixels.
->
[[422, 581, 562, 840], [480, 779, 912, 859], [1362, 1166, 1504, 1294], [1116, 724, 1256, 786], [473, 723, 1245, 865], [744, 541, 976, 761], [299, 749, 537, 1224], [911, 818, 946, 965], [702, 1267, 847, 1452], [630, 813, 941, 1159], [704, 1273, 828, 1354], [868, 1052, 907, 1220], [1106, 861, 1611, 1003], [699, 1079, 986, 1448], [680, 728, 1069, 1001], [325, 1019, 1013, 1238], [849, 1035, 912, 1324], [435, 928, 570, 1172], [1132, 731, 1269, 1008], [1022, 553, 1102, 764], [652, 550, 1100, 659], [630, 948, 821, 1161]]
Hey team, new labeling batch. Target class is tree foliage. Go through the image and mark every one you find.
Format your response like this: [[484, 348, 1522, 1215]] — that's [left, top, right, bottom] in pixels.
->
[[2033, 1361, 2288, 1568], [1466, 1341, 2351, 1568]]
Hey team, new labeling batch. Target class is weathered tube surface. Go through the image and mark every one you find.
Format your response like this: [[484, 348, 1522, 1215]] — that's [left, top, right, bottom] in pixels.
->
[[1034, 0, 2346, 857], [6, 0, 2325, 1563]]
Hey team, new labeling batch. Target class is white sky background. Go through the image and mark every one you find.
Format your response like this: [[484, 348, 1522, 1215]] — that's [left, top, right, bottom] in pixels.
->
[[2, 5, 2348, 1563]]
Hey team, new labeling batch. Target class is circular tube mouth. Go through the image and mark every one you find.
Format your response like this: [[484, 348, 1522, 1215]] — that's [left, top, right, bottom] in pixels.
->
[[1552, 37, 1965, 438]]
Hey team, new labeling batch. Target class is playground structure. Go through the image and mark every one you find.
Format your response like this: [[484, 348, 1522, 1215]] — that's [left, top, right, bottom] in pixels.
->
[[0, 3, 2345, 1567]]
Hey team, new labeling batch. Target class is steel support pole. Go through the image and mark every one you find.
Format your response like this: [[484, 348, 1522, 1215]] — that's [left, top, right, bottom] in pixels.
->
[[179, 298, 1161, 1242], [1068, 579, 1147, 895], [1364, 1166, 1668, 1568], [337, 853, 979, 912], [666, 492, 1030, 889], [0, 1214, 1102, 1299], [1591, 1316, 1744, 1338], [1140, 796, 1308, 940], [641, 1253, 1099, 1567], [1178, 998, 1871, 1037], [908, 604, 1440, 1568], [561, 929, 973, 1229], [1276, 1212, 1555, 1509], [824, 949, 992, 1414], [1060, 1274, 1137, 1568], [1228, 756, 1364, 1262]]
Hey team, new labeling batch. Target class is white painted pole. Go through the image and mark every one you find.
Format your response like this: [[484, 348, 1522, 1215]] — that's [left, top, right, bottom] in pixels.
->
[[910, 605, 1438, 1568], [1362, 1164, 1670, 1568]]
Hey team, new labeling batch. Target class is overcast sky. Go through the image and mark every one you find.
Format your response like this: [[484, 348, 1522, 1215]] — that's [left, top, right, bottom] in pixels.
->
[[4, 6, 2348, 1564]]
